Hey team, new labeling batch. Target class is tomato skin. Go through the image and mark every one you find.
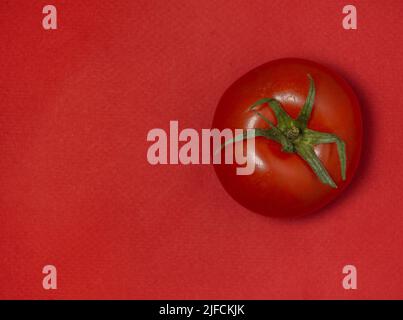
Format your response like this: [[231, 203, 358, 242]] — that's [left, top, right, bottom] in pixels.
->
[[213, 58, 362, 218]]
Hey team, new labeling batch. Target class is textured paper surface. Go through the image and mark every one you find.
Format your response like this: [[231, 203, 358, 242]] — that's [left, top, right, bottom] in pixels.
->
[[0, 0, 402, 299]]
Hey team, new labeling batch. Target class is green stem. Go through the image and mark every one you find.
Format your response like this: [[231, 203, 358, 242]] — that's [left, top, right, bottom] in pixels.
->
[[220, 74, 347, 188]]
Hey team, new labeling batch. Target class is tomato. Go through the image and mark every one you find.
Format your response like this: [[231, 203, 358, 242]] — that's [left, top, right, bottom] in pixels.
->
[[212, 58, 362, 218]]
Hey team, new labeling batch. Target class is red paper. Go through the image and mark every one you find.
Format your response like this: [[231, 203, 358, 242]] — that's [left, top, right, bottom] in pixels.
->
[[0, 0, 402, 299]]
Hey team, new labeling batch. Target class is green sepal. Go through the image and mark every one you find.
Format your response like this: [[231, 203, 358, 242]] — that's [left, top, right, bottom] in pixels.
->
[[294, 142, 337, 188], [296, 74, 315, 129], [249, 98, 294, 131], [301, 129, 347, 180]]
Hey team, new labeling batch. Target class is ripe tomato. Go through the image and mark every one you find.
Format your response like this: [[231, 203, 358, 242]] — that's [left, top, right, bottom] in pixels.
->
[[213, 58, 362, 218]]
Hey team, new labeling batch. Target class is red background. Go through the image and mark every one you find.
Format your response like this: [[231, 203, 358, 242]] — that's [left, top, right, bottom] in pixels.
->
[[0, 0, 402, 299]]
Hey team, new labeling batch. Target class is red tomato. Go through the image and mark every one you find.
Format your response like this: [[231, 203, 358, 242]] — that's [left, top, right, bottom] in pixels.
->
[[213, 58, 362, 218]]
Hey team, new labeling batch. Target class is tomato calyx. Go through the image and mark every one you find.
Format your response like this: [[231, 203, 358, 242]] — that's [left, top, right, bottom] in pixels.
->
[[221, 74, 347, 188], [285, 126, 300, 141]]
